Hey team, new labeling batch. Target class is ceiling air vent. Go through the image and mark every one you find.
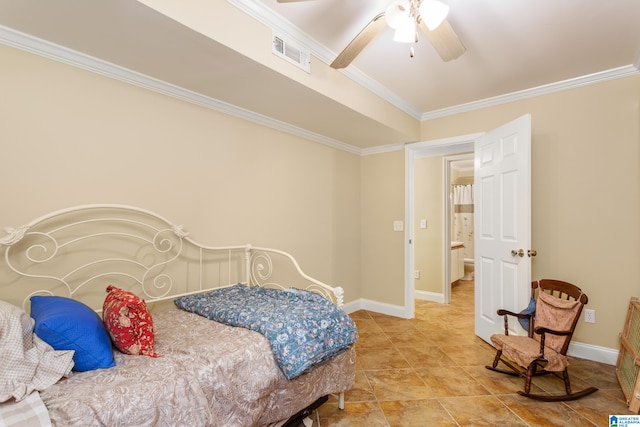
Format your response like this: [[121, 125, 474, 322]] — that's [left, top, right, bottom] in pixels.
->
[[272, 34, 311, 73]]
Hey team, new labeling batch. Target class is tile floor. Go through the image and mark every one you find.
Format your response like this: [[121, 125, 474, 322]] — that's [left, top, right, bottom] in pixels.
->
[[316, 280, 635, 426]]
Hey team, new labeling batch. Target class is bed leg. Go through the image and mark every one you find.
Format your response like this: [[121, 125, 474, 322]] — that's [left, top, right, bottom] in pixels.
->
[[338, 392, 345, 410]]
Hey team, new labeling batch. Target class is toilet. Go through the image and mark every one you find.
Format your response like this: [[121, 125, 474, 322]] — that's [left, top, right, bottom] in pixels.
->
[[461, 258, 474, 281]]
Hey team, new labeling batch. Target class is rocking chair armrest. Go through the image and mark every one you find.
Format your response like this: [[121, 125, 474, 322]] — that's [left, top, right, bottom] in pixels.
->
[[534, 326, 571, 337], [535, 326, 572, 356], [497, 309, 531, 319], [497, 309, 532, 335]]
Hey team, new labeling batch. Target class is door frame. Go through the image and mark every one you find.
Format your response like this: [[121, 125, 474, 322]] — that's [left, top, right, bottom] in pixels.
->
[[404, 133, 483, 318]]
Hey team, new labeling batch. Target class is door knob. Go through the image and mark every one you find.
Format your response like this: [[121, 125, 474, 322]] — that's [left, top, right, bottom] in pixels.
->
[[511, 249, 525, 257], [528, 249, 537, 257]]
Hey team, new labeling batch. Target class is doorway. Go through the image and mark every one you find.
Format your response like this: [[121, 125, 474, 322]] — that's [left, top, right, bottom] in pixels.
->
[[447, 153, 475, 303], [403, 133, 480, 318], [409, 150, 475, 306], [405, 115, 532, 343]]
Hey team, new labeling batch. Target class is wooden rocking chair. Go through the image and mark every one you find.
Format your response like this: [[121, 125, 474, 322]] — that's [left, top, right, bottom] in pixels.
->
[[486, 279, 598, 401]]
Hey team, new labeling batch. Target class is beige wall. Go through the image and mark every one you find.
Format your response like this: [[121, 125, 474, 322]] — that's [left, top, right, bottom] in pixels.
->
[[360, 150, 405, 306], [413, 156, 444, 293], [0, 44, 361, 303]]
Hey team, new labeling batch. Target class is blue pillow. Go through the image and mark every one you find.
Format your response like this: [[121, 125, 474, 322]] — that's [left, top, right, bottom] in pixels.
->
[[30, 296, 115, 372], [518, 297, 536, 331]]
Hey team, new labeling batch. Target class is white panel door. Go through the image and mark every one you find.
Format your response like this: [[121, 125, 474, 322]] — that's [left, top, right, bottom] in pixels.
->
[[474, 114, 532, 343]]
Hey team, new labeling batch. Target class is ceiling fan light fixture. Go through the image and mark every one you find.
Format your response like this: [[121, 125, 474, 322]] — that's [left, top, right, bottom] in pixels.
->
[[419, 0, 450, 31], [385, 0, 411, 30], [392, 16, 416, 43]]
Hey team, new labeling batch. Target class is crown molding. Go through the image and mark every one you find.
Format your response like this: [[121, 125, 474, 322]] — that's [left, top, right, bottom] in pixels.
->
[[0, 24, 363, 156], [421, 64, 640, 120], [2, 14, 638, 158], [229, 0, 640, 123], [361, 143, 406, 156]]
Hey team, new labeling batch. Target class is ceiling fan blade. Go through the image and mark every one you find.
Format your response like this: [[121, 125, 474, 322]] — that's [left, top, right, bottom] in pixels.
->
[[418, 18, 466, 62], [330, 12, 387, 69]]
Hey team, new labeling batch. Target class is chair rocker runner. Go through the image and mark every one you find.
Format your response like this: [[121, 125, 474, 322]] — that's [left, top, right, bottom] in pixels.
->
[[486, 279, 598, 401]]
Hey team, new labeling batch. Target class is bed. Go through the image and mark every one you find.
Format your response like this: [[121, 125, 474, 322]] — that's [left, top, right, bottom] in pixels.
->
[[0, 205, 357, 427]]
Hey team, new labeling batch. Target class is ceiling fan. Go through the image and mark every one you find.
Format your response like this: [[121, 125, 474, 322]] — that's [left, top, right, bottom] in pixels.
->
[[276, 0, 466, 69]]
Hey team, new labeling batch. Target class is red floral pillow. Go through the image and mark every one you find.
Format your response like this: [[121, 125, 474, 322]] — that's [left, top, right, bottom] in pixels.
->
[[102, 285, 159, 357]]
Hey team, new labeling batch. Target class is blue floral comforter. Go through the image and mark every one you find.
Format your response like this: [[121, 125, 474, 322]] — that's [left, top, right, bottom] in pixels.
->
[[174, 284, 358, 380]]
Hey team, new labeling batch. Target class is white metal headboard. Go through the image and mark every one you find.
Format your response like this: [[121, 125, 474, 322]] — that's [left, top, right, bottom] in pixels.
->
[[0, 205, 343, 312]]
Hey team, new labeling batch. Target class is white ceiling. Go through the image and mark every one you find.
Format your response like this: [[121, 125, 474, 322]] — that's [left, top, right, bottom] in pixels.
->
[[0, 0, 639, 150], [257, 0, 640, 115]]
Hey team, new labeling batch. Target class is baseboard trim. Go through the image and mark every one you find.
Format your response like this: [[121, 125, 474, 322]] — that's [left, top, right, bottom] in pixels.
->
[[568, 341, 619, 366], [414, 290, 445, 303], [343, 297, 619, 366], [343, 298, 409, 319]]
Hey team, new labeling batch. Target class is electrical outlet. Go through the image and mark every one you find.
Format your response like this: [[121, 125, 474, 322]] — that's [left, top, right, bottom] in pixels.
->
[[584, 309, 596, 323], [414, 270, 420, 279]]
